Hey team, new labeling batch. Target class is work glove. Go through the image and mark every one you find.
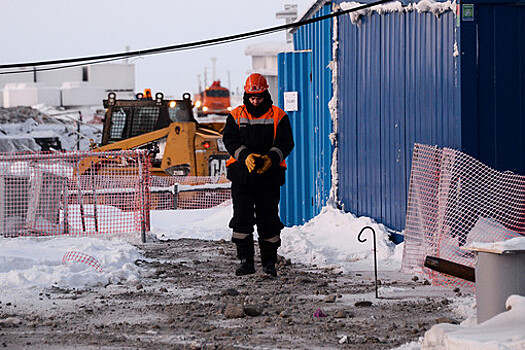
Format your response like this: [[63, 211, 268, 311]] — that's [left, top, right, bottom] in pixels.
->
[[245, 153, 261, 173], [256, 155, 272, 174]]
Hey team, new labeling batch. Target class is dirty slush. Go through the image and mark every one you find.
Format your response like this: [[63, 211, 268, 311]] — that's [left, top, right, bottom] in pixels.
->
[[0, 239, 464, 349]]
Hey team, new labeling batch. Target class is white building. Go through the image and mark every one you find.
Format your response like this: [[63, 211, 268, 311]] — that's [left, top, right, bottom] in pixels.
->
[[244, 4, 297, 106], [0, 63, 135, 108], [244, 42, 293, 106]]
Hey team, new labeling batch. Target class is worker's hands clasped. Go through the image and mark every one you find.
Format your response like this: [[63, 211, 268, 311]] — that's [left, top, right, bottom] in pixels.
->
[[256, 155, 272, 174], [245, 153, 260, 173], [245, 153, 272, 174]]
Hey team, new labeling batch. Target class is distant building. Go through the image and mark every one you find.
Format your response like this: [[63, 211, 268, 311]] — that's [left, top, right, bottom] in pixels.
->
[[0, 63, 135, 108], [244, 42, 293, 105], [244, 4, 297, 106]]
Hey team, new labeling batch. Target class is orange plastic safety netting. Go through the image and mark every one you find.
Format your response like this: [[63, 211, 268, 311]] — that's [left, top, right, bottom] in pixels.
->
[[402, 144, 525, 288], [0, 150, 150, 240], [149, 175, 231, 210]]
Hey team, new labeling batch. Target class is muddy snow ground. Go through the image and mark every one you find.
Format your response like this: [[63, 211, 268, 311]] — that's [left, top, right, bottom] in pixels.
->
[[0, 238, 470, 350]]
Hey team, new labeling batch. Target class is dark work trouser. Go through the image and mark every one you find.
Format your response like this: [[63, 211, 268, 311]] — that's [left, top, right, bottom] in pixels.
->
[[229, 181, 284, 243]]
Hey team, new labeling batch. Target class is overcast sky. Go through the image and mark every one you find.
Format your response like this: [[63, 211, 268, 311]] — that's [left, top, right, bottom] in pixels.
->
[[0, 0, 315, 98]]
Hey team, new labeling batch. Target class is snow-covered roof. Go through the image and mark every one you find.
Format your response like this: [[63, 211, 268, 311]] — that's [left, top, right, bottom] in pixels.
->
[[244, 41, 294, 56], [340, 0, 455, 25], [290, 0, 456, 33]]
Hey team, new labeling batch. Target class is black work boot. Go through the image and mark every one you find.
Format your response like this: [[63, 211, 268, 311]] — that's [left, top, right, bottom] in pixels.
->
[[262, 262, 277, 277], [259, 239, 280, 277], [234, 237, 255, 276]]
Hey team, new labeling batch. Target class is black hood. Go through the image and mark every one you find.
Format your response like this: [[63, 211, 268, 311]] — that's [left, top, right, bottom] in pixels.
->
[[243, 90, 273, 117]]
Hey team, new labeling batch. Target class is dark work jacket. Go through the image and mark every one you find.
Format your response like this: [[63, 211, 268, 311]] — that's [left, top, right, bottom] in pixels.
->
[[222, 104, 294, 186]]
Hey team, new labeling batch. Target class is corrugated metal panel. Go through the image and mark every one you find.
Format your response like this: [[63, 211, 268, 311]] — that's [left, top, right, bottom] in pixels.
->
[[279, 3, 334, 226], [337, 10, 358, 214], [287, 0, 524, 233], [460, 3, 525, 173], [337, 7, 459, 231], [278, 51, 315, 226], [294, 3, 334, 214], [381, 12, 407, 230]]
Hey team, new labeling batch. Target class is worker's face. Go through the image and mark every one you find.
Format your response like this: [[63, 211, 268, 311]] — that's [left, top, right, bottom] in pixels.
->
[[249, 96, 264, 106]]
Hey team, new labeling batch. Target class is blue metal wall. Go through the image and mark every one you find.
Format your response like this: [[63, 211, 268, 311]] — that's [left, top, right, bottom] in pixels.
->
[[278, 2, 334, 226], [459, 2, 525, 173], [337, 7, 460, 231], [281, 0, 525, 233], [278, 52, 315, 226]]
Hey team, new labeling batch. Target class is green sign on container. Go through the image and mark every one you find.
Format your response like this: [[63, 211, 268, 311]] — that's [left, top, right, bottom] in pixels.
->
[[462, 4, 474, 21]]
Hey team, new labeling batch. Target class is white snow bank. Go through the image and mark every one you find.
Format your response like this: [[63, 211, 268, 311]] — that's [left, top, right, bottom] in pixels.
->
[[280, 206, 403, 272], [422, 295, 525, 349], [150, 205, 233, 241], [0, 236, 142, 295]]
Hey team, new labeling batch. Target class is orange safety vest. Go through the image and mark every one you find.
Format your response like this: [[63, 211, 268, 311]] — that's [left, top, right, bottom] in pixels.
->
[[226, 105, 287, 168]]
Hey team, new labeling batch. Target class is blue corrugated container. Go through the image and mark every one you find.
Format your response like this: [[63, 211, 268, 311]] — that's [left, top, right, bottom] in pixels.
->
[[278, 2, 334, 226], [337, 2, 460, 232], [278, 52, 315, 226], [280, 0, 525, 235], [459, 1, 525, 173]]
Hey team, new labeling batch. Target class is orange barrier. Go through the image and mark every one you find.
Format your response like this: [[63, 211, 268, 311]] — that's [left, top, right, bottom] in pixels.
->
[[0, 150, 150, 241], [402, 144, 525, 289]]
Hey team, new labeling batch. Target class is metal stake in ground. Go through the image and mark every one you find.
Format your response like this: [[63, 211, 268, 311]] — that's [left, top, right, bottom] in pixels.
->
[[358, 226, 379, 298]]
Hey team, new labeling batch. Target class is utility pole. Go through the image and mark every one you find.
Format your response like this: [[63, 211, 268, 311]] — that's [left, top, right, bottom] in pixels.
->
[[211, 57, 217, 82], [125, 45, 130, 64]]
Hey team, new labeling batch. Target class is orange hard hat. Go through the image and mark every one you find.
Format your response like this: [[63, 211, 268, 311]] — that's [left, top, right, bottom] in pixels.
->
[[244, 73, 269, 94]]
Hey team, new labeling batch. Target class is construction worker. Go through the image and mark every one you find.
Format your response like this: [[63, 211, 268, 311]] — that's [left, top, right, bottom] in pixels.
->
[[222, 73, 294, 277]]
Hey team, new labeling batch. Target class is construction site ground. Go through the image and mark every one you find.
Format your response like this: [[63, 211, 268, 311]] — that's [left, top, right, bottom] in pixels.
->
[[0, 238, 469, 350]]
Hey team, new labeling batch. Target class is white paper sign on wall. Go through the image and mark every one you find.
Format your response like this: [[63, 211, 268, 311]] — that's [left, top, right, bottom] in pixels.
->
[[283, 91, 298, 112]]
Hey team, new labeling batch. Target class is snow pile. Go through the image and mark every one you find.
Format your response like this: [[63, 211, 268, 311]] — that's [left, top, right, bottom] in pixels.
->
[[0, 105, 102, 151], [150, 206, 233, 241], [422, 295, 525, 349], [0, 236, 142, 292], [280, 206, 402, 272]]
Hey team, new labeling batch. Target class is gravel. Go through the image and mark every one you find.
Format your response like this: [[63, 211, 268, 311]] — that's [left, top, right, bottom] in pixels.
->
[[0, 238, 467, 349]]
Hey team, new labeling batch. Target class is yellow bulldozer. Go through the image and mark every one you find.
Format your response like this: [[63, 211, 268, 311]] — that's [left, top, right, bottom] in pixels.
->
[[81, 92, 228, 178]]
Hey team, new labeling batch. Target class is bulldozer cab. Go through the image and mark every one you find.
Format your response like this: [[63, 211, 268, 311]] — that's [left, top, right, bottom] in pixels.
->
[[95, 92, 228, 179], [101, 92, 195, 145]]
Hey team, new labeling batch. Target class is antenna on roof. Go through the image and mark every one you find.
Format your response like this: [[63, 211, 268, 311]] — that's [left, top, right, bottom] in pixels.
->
[[276, 4, 298, 43]]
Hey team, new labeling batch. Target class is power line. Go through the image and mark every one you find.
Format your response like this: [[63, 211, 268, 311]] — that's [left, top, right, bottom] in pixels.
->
[[0, 0, 391, 74]]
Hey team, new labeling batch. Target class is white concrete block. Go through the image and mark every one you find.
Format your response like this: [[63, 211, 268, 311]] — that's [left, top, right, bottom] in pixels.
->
[[61, 82, 106, 107], [3, 83, 61, 107]]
